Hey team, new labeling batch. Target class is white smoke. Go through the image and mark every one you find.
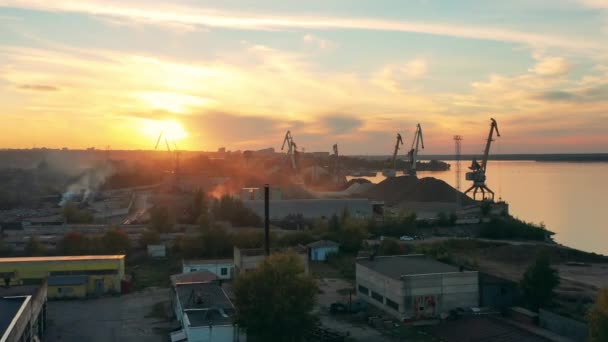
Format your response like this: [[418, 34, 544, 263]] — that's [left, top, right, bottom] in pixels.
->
[[59, 163, 114, 206]]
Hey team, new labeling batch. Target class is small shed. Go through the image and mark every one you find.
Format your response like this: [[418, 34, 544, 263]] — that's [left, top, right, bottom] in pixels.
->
[[47, 275, 87, 299], [307, 240, 339, 261]]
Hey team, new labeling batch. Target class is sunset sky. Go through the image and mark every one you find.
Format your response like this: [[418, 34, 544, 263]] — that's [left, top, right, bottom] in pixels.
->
[[1, 0, 607, 154]]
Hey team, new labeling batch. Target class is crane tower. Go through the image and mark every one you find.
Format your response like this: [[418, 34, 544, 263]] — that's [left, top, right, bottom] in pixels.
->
[[382, 133, 404, 178], [464, 118, 500, 201], [406, 123, 424, 177]]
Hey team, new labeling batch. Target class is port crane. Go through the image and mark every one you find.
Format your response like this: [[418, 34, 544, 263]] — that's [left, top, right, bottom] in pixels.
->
[[281, 130, 298, 170], [464, 118, 500, 201], [155, 129, 181, 188], [382, 133, 404, 177], [406, 123, 424, 177], [332, 143, 340, 175]]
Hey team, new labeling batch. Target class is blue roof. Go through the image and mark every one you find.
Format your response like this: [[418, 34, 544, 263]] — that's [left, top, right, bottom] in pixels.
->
[[48, 275, 88, 286]]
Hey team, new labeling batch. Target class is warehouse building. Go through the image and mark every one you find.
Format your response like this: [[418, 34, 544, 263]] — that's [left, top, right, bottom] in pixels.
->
[[0, 280, 47, 342], [356, 255, 478, 320], [242, 199, 373, 220], [0, 255, 125, 299], [182, 259, 234, 280]]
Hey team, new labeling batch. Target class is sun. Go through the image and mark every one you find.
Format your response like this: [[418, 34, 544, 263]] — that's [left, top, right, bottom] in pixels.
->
[[142, 119, 188, 146]]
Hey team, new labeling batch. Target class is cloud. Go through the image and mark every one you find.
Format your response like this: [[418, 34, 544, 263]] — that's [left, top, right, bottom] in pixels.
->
[[373, 57, 429, 92], [529, 56, 570, 76], [17, 84, 59, 91], [537, 84, 608, 103], [303, 34, 335, 50], [321, 115, 363, 134], [0, 0, 603, 50], [578, 0, 608, 9]]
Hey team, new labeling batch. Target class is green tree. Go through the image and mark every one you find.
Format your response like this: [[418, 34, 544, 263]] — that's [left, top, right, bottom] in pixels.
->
[[59, 232, 87, 255], [200, 225, 232, 258], [149, 205, 173, 233], [339, 219, 367, 254], [63, 204, 94, 223], [234, 253, 317, 342], [378, 239, 401, 255], [102, 229, 131, 254], [588, 288, 608, 342], [520, 251, 560, 310], [140, 229, 161, 247], [328, 214, 341, 232], [24, 236, 46, 256]]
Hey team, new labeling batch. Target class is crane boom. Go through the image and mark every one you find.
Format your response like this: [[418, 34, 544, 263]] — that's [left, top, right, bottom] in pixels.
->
[[392, 133, 404, 169], [281, 130, 297, 170], [481, 118, 500, 171], [407, 123, 424, 176]]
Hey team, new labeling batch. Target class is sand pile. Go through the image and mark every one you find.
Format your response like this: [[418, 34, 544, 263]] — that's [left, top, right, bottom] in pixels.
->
[[365, 176, 475, 205]]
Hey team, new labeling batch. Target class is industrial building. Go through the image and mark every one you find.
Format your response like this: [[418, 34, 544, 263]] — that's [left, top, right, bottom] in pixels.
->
[[306, 240, 339, 261], [356, 255, 478, 320], [182, 259, 234, 280], [0, 280, 47, 342], [242, 199, 373, 220], [233, 246, 309, 276], [171, 280, 242, 342], [0, 255, 125, 298]]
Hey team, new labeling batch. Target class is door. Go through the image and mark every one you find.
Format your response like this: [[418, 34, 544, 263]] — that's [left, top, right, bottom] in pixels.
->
[[95, 279, 104, 296]]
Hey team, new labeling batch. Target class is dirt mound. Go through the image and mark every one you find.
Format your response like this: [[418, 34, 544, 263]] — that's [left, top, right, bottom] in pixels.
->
[[345, 178, 371, 188], [365, 176, 475, 205]]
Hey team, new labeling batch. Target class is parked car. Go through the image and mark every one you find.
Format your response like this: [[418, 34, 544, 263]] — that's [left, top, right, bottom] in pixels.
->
[[399, 235, 414, 241]]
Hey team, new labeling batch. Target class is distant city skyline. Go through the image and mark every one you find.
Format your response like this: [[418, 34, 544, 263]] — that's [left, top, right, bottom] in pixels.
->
[[1, 0, 607, 154]]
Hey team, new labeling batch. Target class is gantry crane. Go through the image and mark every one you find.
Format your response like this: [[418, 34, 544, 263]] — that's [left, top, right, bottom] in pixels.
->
[[281, 130, 298, 170], [155, 129, 180, 185], [464, 118, 500, 201], [332, 143, 339, 175], [406, 123, 424, 177], [382, 133, 404, 177]]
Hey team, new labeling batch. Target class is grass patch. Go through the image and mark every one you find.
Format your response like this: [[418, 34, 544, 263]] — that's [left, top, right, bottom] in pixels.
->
[[127, 256, 180, 290]]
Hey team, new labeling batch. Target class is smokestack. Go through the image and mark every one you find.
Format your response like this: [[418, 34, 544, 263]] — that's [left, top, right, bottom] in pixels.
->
[[264, 184, 270, 256]]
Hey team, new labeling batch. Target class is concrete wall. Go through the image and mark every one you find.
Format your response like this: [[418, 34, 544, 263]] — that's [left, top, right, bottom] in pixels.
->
[[48, 284, 87, 299], [3, 282, 47, 342], [310, 246, 339, 261], [183, 262, 234, 280], [357, 264, 478, 320], [539, 309, 587, 342]]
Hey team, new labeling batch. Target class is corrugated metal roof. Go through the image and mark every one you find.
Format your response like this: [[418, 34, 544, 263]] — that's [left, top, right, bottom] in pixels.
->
[[48, 275, 88, 286], [0, 255, 125, 263]]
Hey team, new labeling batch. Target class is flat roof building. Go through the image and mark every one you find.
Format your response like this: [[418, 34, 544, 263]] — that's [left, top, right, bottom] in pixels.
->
[[182, 259, 234, 280], [356, 255, 479, 320], [233, 246, 309, 276], [0, 281, 48, 342], [0, 255, 125, 299]]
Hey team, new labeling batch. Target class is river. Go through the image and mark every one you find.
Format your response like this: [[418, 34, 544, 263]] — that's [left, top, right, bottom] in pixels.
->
[[348, 161, 608, 255]]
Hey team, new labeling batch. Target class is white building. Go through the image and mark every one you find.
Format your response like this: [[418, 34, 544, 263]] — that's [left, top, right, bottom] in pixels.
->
[[171, 281, 243, 342], [356, 254, 478, 320], [306, 240, 339, 261], [182, 259, 234, 280]]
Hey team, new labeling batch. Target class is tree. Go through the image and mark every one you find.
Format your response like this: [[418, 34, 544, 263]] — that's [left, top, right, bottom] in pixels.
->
[[140, 229, 161, 247], [24, 236, 46, 256], [102, 229, 131, 254], [520, 251, 559, 310], [588, 288, 608, 342], [378, 239, 401, 255], [200, 225, 232, 258], [234, 253, 317, 341], [339, 219, 367, 254], [59, 232, 87, 255], [63, 204, 94, 223], [149, 205, 173, 233]]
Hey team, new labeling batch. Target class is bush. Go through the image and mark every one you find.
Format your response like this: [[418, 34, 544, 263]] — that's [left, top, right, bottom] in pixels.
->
[[212, 195, 262, 227], [480, 217, 552, 241], [63, 204, 93, 223]]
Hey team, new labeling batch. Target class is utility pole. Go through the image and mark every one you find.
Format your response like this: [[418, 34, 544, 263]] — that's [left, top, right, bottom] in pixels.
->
[[454, 135, 462, 208]]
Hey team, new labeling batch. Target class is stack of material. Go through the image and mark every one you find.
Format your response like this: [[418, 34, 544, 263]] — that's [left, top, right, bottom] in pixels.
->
[[365, 176, 475, 205]]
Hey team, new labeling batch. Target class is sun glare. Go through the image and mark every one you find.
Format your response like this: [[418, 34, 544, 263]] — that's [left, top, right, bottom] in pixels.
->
[[137, 91, 209, 113], [142, 119, 188, 146]]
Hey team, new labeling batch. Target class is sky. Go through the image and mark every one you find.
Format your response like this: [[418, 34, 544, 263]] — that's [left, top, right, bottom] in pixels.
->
[[1, 0, 607, 154]]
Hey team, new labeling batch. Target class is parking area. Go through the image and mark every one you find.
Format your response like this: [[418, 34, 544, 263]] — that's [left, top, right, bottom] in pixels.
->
[[46, 288, 174, 342]]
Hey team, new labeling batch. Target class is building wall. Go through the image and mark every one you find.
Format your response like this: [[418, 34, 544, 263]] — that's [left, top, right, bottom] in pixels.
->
[[0, 257, 124, 297], [2, 282, 48, 342], [356, 263, 478, 320], [183, 262, 234, 280], [310, 246, 339, 261], [185, 323, 236, 342], [48, 284, 87, 299]]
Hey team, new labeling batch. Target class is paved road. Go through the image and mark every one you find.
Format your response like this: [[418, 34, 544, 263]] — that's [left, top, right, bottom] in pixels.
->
[[46, 288, 173, 342]]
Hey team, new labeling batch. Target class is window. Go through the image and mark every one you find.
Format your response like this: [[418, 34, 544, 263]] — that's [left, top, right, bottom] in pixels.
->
[[371, 291, 383, 303], [358, 285, 369, 296], [221, 267, 228, 276], [386, 298, 399, 311], [190, 268, 197, 272]]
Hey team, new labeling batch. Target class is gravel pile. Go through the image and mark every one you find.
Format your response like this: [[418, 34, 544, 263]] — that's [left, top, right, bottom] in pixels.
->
[[365, 176, 475, 205]]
